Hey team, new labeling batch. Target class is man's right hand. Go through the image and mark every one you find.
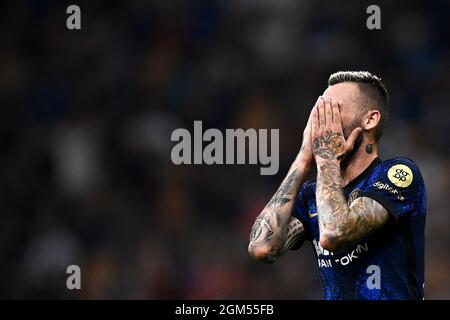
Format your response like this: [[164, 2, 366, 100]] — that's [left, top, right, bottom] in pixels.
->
[[295, 97, 321, 170], [248, 99, 320, 263]]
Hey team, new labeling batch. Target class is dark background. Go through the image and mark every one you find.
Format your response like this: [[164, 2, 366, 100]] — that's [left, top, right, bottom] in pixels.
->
[[1, 0, 450, 299]]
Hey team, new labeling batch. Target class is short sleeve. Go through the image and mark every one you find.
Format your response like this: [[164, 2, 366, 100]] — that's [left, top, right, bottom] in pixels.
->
[[359, 158, 426, 222]]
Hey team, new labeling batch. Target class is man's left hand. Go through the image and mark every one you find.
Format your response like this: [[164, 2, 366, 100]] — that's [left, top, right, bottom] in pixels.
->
[[311, 97, 362, 163]]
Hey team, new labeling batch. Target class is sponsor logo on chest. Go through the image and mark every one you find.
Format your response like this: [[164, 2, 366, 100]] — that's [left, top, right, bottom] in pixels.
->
[[313, 239, 369, 267]]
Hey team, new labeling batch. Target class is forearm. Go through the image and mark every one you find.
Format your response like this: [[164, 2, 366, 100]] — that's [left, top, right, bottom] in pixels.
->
[[248, 159, 309, 263], [316, 159, 390, 252], [312, 97, 389, 253], [316, 160, 352, 250]]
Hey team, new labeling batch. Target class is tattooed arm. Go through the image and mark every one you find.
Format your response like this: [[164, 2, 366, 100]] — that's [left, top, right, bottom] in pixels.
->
[[248, 99, 322, 263], [312, 98, 388, 253], [316, 162, 388, 252], [248, 166, 307, 263]]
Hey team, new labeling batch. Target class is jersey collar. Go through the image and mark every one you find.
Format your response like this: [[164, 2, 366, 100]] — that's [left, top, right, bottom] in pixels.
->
[[344, 157, 381, 190]]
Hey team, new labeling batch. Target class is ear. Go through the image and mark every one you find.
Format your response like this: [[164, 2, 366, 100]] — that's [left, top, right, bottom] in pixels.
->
[[362, 110, 381, 131]]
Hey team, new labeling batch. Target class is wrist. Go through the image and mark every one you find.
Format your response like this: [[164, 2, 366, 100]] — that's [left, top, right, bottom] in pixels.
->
[[315, 157, 340, 168], [292, 155, 312, 173]]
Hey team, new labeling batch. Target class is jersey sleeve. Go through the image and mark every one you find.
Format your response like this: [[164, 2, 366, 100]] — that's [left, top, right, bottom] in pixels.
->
[[359, 158, 426, 222], [290, 181, 313, 249]]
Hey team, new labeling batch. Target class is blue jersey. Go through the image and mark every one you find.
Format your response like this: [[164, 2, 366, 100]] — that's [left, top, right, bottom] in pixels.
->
[[292, 157, 426, 300]]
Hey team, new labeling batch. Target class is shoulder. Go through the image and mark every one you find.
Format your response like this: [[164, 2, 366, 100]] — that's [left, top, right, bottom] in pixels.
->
[[382, 157, 421, 170], [372, 157, 424, 189], [382, 157, 423, 179]]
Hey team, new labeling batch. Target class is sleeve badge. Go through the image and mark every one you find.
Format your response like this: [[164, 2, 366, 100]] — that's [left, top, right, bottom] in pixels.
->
[[387, 164, 413, 188]]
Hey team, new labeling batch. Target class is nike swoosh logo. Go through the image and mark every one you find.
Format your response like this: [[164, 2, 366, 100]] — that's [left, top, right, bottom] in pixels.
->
[[308, 212, 318, 218]]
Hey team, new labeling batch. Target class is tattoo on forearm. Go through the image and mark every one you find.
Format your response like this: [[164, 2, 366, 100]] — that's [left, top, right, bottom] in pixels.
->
[[312, 130, 344, 160], [316, 161, 344, 233], [268, 169, 299, 209], [249, 168, 306, 261], [316, 161, 388, 251], [249, 209, 275, 245]]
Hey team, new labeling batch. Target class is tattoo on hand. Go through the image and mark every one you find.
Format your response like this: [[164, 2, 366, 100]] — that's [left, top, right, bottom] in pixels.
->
[[312, 130, 345, 160]]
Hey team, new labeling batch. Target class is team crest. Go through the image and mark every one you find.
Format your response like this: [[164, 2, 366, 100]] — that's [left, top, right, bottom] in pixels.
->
[[347, 189, 362, 206]]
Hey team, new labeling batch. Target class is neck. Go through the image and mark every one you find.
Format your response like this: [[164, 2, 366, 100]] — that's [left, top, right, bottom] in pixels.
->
[[340, 140, 378, 187]]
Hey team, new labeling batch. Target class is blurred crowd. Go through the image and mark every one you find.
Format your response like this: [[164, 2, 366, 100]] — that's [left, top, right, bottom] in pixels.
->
[[1, 0, 450, 299]]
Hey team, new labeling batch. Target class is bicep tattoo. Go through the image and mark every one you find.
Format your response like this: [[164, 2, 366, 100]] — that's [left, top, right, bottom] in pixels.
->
[[281, 217, 305, 253], [347, 196, 389, 240]]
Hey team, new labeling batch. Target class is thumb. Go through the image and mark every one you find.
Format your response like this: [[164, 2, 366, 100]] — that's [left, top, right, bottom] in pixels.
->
[[345, 127, 362, 153]]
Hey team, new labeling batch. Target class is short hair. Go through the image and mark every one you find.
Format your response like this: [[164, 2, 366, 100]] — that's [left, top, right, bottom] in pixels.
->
[[328, 71, 390, 142]]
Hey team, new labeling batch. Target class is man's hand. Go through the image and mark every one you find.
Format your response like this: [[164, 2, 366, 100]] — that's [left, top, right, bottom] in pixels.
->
[[311, 98, 361, 163], [310, 97, 388, 253], [248, 99, 326, 262], [294, 97, 322, 170]]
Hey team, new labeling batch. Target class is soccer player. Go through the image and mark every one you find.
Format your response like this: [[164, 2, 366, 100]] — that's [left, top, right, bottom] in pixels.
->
[[248, 71, 426, 300]]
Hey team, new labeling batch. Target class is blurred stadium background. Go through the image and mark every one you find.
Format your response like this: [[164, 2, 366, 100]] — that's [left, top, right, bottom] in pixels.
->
[[1, 0, 450, 299]]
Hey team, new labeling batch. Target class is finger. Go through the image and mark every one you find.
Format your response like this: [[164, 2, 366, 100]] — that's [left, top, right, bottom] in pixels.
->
[[311, 106, 319, 136], [345, 127, 363, 153], [308, 96, 322, 125], [314, 96, 322, 107], [325, 99, 333, 127], [308, 96, 320, 123], [318, 98, 325, 128], [332, 100, 340, 125]]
